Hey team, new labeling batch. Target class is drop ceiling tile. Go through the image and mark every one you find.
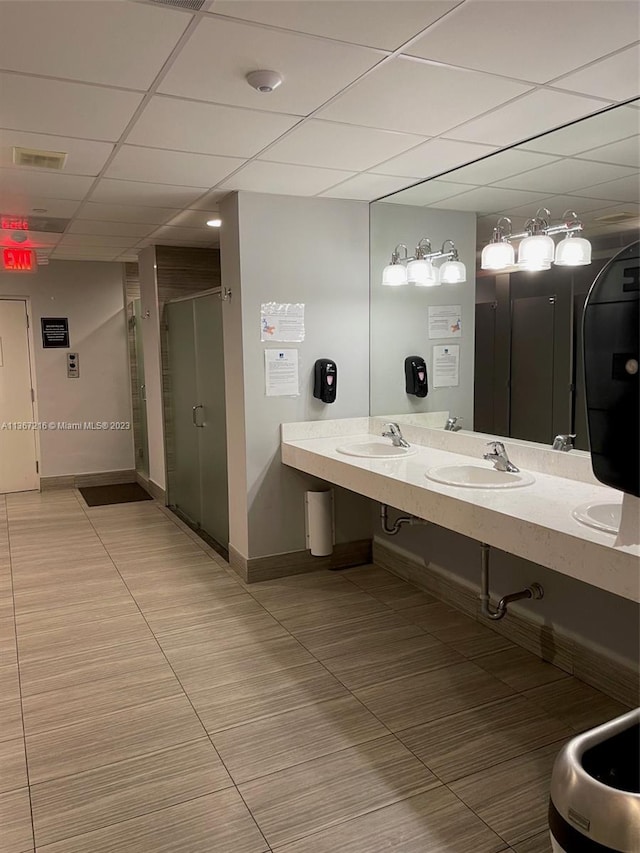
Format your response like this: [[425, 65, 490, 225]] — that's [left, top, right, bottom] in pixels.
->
[[159, 16, 381, 115], [588, 202, 640, 230], [518, 106, 640, 156], [577, 136, 640, 168], [318, 172, 418, 200], [188, 190, 230, 210], [495, 159, 637, 194], [211, 0, 460, 49], [0, 130, 114, 176], [0, 168, 94, 200], [570, 176, 640, 204], [384, 179, 474, 206], [128, 97, 300, 158], [166, 209, 220, 228], [67, 220, 155, 238], [499, 194, 628, 219], [0, 73, 143, 142], [375, 138, 497, 179], [0, 1, 190, 89], [431, 186, 550, 214], [260, 120, 426, 171], [553, 44, 640, 102], [445, 150, 561, 185], [317, 57, 531, 136], [58, 234, 141, 249], [90, 179, 209, 208], [77, 203, 180, 225], [105, 146, 244, 188], [18, 231, 61, 248], [0, 197, 81, 218], [405, 0, 640, 84], [145, 225, 216, 244], [52, 248, 123, 261], [219, 161, 355, 195], [449, 90, 609, 147]]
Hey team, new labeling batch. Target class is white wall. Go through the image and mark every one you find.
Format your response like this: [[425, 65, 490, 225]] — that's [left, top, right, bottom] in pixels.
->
[[221, 192, 372, 560], [0, 260, 134, 477], [370, 202, 477, 423], [138, 246, 166, 492]]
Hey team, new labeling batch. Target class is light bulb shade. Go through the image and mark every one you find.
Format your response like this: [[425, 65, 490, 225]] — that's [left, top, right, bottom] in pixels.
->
[[407, 258, 437, 286], [518, 234, 555, 268], [554, 235, 592, 266], [481, 241, 514, 270], [381, 263, 408, 286], [439, 259, 466, 284]]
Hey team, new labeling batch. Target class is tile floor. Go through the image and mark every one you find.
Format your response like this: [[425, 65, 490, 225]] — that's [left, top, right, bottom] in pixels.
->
[[0, 489, 630, 853]]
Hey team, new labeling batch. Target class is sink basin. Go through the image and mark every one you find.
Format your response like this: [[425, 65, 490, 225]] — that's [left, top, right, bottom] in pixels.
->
[[336, 441, 417, 459], [425, 464, 535, 489], [572, 501, 622, 534]]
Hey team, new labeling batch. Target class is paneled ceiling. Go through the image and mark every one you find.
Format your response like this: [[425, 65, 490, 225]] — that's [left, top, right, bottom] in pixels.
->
[[0, 0, 638, 261]]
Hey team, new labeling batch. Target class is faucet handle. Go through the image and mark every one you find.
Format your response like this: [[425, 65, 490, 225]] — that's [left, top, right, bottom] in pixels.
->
[[383, 422, 401, 434], [485, 440, 505, 453]]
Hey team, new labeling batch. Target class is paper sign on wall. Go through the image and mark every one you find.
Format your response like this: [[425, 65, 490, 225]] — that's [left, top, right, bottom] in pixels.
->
[[261, 303, 305, 342], [428, 305, 462, 339], [265, 349, 300, 397], [432, 345, 460, 388]]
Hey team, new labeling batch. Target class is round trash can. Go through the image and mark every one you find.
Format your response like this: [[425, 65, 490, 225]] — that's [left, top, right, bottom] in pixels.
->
[[549, 707, 640, 852]]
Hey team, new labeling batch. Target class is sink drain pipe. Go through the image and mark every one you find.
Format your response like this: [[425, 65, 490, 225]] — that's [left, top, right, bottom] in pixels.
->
[[480, 542, 544, 620], [380, 504, 428, 536]]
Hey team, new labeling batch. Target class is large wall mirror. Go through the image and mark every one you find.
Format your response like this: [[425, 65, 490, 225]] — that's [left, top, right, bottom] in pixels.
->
[[370, 99, 639, 450]]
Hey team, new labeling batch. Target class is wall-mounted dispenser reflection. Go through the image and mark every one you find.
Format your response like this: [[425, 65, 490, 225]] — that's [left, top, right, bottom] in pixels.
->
[[584, 241, 639, 497], [405, 356, 428, 397], [313, 359, 337, 403]]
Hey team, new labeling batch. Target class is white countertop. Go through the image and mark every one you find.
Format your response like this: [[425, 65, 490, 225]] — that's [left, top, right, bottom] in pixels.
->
[[281, 420, 640, 603]]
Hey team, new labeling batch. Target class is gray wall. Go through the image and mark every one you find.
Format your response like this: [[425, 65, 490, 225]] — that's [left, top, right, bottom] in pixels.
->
[[221, 191, 372, 560], [370, 202, 476, 422], [382, 519, 639, 665], [0, 260, 133, 477]]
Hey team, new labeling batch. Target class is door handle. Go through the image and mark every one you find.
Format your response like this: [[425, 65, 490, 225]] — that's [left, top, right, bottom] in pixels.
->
[[192, 404, 204, 427], [140, 384, 146, 402]]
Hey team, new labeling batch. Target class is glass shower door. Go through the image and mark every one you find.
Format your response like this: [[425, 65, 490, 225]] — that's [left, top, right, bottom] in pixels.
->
[[133, 299, 149, 479], [195, 293, 229, 548]]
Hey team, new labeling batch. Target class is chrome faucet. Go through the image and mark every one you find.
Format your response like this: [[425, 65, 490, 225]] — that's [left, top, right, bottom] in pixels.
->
[[382, 422, 410, 448], [552, 433, 576, 452], [483, 441, 520, 473], [444, 416, 462, 432]]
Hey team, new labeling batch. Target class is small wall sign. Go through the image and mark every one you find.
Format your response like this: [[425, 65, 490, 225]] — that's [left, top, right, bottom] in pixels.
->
[[41, 317, 69, 348]]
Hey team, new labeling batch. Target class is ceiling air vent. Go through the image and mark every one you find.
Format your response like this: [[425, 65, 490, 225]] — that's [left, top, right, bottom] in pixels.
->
[[149, 0, 206, 10], [593, 211, 638, 225], [13, 147, 67, 170]]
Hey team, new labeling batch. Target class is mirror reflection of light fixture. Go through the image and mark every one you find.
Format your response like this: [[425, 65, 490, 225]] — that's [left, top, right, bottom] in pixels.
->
[[482, 208, 592, 272], [381, 237, 466, 287], [481, 217, 515, 270], [381, 243, 409, 286]]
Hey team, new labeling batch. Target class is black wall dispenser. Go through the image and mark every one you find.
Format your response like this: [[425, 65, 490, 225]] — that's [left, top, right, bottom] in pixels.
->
[[313, 359, 337, 403], [583, 240, 639, 497], [405, 356, 429, 398]]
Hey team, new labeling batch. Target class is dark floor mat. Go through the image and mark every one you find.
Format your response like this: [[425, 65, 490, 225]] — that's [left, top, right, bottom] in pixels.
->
[[79, 482, 153, 507]]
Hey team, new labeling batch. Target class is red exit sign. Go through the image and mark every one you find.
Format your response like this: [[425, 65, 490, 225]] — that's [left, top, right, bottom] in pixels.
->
[[2, 248, 36, 272], [1, 216, 29, 231]]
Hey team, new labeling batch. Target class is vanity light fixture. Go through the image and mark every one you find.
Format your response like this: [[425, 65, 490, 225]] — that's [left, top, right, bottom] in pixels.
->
[[206, 218, 222, 227], [381, 237, 466, 286], [481, 209, 592, 272]]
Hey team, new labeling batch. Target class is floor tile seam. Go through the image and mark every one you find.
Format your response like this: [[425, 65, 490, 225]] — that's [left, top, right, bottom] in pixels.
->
[[5, 505, 37, 852], [68, 492, 273, 853], [155, 504, 231, 568], [30, 784, 246, 851]]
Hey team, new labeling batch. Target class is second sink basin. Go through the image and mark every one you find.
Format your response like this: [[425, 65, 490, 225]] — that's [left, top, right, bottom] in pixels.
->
[[425, 464, 535, 489], [572, 502, 622, 534], [336, 441, 417, 459]]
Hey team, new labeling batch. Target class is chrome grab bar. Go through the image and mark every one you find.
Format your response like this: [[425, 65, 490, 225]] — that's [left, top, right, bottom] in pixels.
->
[[192, 404, 204, 428]]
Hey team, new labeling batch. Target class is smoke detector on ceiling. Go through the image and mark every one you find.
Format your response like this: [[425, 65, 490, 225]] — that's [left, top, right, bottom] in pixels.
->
[[13, 147, 67, 170], [246, 70, 283, 94]]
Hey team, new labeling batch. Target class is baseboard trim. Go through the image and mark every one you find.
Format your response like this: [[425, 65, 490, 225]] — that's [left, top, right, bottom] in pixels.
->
[[135, 471, 166, 504], [373, 538, 638, 708], [41, 469, 137, 490], [230, 539, 372, 584]]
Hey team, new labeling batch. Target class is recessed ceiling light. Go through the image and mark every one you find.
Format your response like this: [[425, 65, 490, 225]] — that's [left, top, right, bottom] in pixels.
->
[[206, 218, 222, 228], [33, 208, 47, 213]]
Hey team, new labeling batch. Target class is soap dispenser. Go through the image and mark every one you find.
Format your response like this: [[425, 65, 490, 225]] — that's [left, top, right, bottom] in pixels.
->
[[583, 240, 639, 497], [405, 356, 428, 398]]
